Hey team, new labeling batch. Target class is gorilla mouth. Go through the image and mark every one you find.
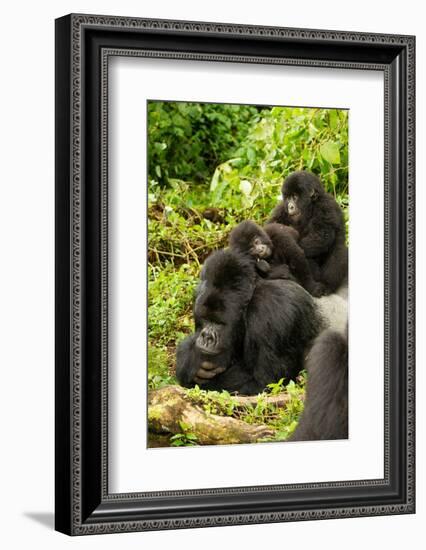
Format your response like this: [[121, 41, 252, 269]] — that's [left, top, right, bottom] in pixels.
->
[[287, 210, 301, 221], [196, 344, 220, 356], [256, 245, 271, 259]]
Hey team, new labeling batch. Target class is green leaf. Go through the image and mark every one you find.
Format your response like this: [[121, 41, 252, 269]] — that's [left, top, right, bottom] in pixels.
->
[[246, 147, 257, 164], [328, 110, 338, 130], [210, 167, 220, 191], [239, 180, 252, 197], [320, 141, 341, 165]]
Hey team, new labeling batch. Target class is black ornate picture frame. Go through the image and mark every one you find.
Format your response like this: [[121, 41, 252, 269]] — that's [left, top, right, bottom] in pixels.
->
[[55, 14, 415, 535]]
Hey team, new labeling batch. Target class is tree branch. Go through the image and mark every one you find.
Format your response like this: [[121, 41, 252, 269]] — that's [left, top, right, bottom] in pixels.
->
[[148, 385, 275, 446]]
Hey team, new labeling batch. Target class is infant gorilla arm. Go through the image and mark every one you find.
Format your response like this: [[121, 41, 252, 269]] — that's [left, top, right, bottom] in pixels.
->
[[264, 223, 327, 296], [229, 220, 326, 297], [268, 171, 348, 293], [176, 249, 320, 395]]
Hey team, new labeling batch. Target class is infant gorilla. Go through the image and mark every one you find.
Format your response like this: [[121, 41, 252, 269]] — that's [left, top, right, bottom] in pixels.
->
[[229, 220, 326, 297], [269, 171, 348, 293]]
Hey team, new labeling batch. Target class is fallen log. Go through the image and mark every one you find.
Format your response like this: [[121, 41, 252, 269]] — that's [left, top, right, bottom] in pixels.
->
[[231, 393, 296, 409], [148, 385, 276, 446]]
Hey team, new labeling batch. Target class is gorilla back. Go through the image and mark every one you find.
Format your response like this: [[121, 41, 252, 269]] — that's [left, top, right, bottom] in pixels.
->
[[290, 327, 348, 441], [176, 249, 320, 395]]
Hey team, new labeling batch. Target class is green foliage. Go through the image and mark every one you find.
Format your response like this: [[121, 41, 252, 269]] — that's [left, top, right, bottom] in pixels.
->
[[148, 101, 259, 186], [187, 386, 238, 416], [148, 181, 230, 269], [170, 421, 198, 447], [148, 262, 198, 343], [209, 107, 348, 216], [147, 345, 176, 390], [148, 262, 200, 382], [265, 378, 307, 441], [267, 377, 287, 395], [238, 374, 307, 441], [177, 375, 307, 443]]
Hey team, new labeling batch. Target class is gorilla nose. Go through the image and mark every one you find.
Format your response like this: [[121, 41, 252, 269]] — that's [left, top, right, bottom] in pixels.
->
[[288, 203, 295, 214], [200, 327, 216, 346]]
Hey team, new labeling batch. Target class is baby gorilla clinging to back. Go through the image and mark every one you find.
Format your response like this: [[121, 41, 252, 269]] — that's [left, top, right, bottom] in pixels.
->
[[229, 220, 326, 297]]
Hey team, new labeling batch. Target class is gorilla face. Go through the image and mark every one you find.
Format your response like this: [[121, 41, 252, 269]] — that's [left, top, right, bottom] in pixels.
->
[[282, 171, 322, 224], [194, 281, 226, 325], [193, 280, 225, 355], [195, 322, 226, 356], [229, 220, 273, 261], [282, 193, 302, 220], [250, 236, 272, 259], [193, 250, 256, 357]]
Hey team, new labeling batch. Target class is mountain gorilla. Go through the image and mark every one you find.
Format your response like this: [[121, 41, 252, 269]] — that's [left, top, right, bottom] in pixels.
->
[[176, 249, 343, 395], [290, 325, 348, 441], [268, 171, 348, 294], [229, 220, 326, 297]]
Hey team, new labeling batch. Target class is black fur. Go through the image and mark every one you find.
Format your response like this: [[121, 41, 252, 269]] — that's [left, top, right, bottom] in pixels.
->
[[176, 249, 320, 395], [229, 220, 326, 297], [290, 326, 348, 441], [269, 171, 348, 294]]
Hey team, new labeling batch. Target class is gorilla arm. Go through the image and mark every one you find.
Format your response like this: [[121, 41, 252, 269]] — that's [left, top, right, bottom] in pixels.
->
[[176, 333, 253, 392], [267, 202, 288, 225], [299, 222, 336, 258]]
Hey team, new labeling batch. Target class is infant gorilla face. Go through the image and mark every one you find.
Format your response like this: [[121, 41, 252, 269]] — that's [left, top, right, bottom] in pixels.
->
[[283, 194, 302, 220], [250, 236, 272, 259], [282, 171, 321, 222], [229, 220, 273, 261]]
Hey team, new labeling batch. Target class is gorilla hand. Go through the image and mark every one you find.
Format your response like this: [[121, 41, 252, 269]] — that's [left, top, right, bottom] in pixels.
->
[[193, 360, 226, 385]]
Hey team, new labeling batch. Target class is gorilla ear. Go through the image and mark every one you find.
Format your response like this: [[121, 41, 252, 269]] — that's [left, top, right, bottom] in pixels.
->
[[309, 188, 318, 202]]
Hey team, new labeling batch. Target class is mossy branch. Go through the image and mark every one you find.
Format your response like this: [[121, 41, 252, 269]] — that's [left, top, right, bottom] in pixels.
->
[[148, 385, 275, 446]]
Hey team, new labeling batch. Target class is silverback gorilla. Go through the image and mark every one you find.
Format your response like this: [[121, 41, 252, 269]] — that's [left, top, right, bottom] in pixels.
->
[[176, 248, 345, 395], [269, 171, 348, 294]]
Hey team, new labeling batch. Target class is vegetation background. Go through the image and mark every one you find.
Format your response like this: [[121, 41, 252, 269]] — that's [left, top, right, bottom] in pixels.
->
[[147, 101, 349, 446]]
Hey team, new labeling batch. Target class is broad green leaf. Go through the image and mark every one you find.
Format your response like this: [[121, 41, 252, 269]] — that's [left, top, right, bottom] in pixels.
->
[[320, 141, 341, 165]]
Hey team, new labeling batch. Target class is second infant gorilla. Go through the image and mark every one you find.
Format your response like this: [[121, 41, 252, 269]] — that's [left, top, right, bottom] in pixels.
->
[[269, 171, 348, 293], [229, 220, 326, 297]]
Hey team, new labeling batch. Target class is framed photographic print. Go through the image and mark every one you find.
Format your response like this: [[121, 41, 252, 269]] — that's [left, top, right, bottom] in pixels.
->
[[55, 14, 415, 535]]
